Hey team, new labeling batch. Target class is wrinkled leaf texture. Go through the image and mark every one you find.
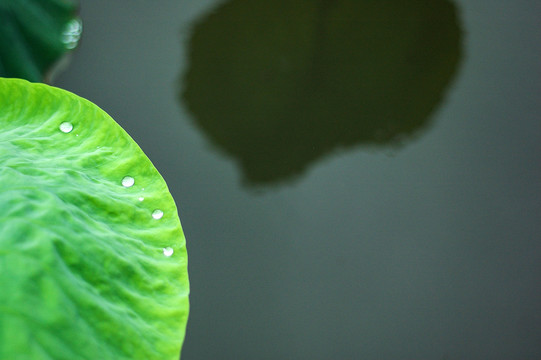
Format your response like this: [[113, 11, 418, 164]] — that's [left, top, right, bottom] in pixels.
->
[[0, 78, 189, 360]]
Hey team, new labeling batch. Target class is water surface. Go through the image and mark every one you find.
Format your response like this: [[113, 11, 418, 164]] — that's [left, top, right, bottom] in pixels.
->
[[56, 1, 541, 359]]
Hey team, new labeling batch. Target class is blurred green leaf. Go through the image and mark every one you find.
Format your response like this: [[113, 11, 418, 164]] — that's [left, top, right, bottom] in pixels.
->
[[0, 0, 81, 82], [0, 78, 189, 359]]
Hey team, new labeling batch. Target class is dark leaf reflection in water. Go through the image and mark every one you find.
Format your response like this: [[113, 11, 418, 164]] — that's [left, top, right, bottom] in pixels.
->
[[182, 0, 461, 187]]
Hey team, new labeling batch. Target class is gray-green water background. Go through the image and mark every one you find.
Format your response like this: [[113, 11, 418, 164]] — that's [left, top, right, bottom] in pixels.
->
[[56, 0, 541, 359]]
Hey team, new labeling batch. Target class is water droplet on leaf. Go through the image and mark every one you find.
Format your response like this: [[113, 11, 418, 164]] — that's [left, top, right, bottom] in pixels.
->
[[59, 122, 73, 133], [152, 209, 164, 220], [121, 176, 135, 187], [62, 18, 83, 50], [163, 247, 174, 257]]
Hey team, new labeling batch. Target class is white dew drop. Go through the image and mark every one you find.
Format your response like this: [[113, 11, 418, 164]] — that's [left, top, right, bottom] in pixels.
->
[[138, 197, 144, 202], [121, 176, 135, 188], [62, 18, 83, 50], [163, 247, 174, 257], [59, 122, 73, 133], [152, 209, 164, 220]]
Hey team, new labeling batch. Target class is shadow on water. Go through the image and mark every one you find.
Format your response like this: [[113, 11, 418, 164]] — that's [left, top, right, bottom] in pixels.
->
[[181, 0, 462, 187]]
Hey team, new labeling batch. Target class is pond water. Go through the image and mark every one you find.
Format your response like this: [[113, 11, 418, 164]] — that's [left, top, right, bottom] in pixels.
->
[[56, 1, 541, 359]]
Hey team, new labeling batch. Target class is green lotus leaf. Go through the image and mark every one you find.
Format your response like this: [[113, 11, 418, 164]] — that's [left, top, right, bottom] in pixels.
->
[[0, 78, 189, 359], [183, 0, 461, 185], [0, 0, 81, 82]]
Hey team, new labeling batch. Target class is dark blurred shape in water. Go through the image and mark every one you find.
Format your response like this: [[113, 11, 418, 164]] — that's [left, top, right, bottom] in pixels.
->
[[182, 0, 462, 186], [0, 0, 81, 83]]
